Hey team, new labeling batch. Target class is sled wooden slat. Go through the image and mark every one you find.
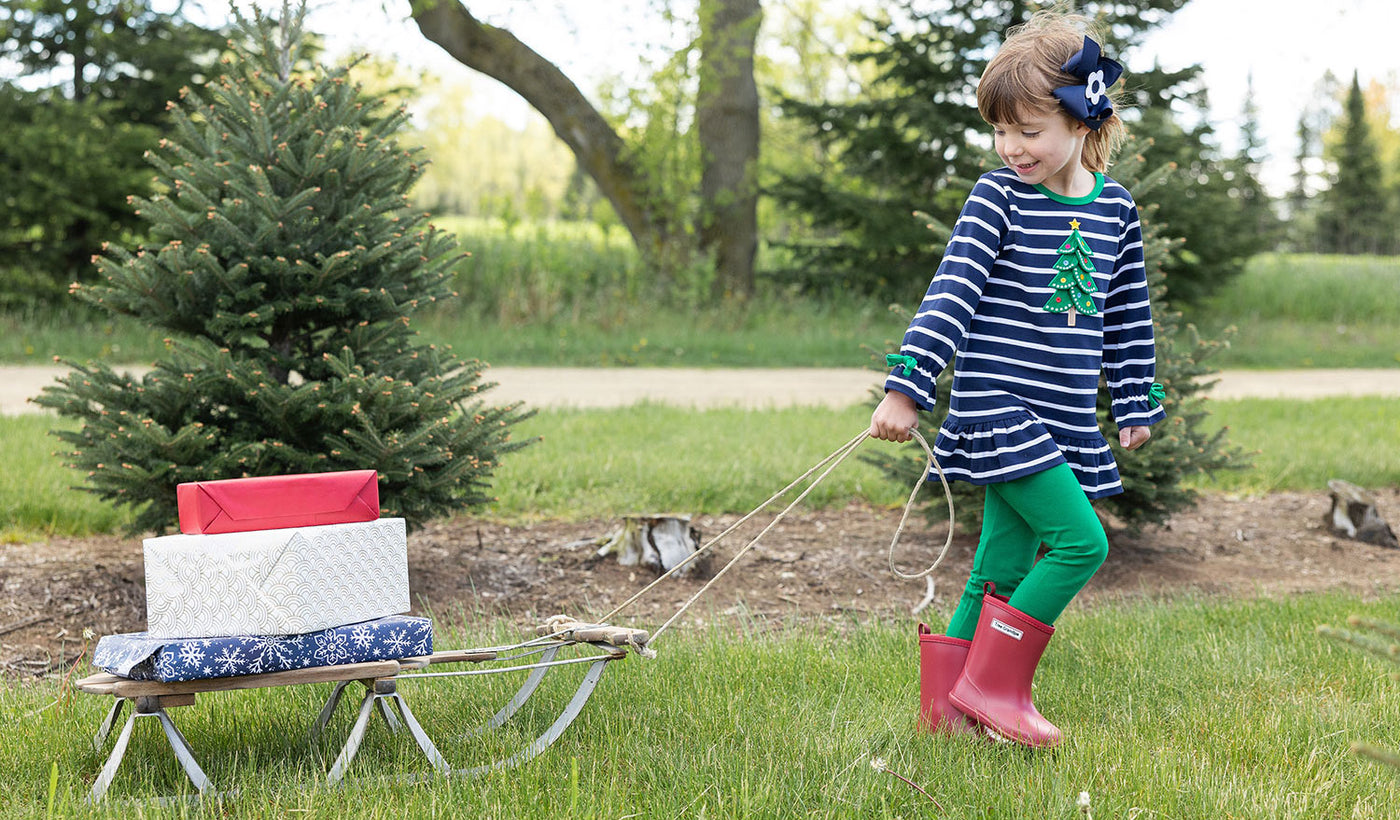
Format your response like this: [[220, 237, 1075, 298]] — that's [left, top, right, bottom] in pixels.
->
[[76, 660, 403, 699]]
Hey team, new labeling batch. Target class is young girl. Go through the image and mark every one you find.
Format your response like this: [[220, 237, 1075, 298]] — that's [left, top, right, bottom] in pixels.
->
[[872, 12, 1164, 748]]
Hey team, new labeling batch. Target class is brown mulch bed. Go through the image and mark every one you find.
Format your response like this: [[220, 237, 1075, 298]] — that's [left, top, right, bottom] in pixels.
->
[[3, 489, 1398, 679]]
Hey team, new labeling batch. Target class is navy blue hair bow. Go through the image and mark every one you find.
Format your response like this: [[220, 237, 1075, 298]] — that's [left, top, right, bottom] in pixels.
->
[[1051, 36, 1123, 131]]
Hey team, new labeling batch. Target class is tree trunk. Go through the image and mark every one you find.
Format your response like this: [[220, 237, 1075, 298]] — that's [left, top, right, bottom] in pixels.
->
[[409, 1, 686, 280], [1326, 479, 1399, 548], [697, 0, 761, 301], [596, 515, 708, 577]]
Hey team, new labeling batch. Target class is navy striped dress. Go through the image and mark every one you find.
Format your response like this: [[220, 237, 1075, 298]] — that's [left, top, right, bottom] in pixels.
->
[[886, 168, 1165, 499]]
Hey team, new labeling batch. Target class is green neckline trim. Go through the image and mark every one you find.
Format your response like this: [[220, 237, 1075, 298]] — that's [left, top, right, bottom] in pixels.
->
[[1034, 173, 1104, 204]]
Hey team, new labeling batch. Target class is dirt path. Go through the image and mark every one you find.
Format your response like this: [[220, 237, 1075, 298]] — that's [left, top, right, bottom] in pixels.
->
[[3, 364, 1400, 414]]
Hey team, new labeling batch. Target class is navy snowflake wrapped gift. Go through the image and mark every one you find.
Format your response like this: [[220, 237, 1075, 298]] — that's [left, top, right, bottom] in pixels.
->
[[92, 615, 433, 682]]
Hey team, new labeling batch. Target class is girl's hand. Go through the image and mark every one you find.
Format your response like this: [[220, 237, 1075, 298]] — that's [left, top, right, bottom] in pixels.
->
[[1119, 426, 1151, 451], [870, 391, 919, 442]]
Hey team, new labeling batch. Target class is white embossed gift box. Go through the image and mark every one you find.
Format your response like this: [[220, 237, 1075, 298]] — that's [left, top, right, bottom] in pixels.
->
[[143, 518, 410, 639]]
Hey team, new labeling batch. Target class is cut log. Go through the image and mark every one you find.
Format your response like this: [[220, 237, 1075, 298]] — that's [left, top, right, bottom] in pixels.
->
[[596, 515, 708, 577], [1326, 479, 1399, 548]]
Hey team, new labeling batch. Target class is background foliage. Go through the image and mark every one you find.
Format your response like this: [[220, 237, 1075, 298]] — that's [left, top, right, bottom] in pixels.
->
[[0, 0, 227, 307]]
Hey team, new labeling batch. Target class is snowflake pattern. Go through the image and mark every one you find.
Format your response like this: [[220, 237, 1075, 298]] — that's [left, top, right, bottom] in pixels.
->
[[177, 642, 206, 668], [213, 645, 247, 676], [350, 624, 375, 650], [247, 635, 299, 673], [385, 628, 412, 656], [155, 653, 179, 680], [314, 630, 350, 665], [92, 616, 432, 682]]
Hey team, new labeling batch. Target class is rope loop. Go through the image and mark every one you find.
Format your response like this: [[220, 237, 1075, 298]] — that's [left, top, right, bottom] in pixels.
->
[[888, 428, 956, 580]]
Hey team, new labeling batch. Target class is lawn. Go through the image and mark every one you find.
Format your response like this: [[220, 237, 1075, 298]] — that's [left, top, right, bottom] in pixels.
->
[[2, 592, 1398, 816], [7, 396, 1400, 539]]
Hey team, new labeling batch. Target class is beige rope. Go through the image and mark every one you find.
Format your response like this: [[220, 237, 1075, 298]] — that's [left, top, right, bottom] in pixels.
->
[[594, 428, 956, 650]]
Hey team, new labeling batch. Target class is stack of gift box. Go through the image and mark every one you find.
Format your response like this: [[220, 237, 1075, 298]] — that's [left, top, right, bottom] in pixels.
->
[[93, 469, 433, 682]]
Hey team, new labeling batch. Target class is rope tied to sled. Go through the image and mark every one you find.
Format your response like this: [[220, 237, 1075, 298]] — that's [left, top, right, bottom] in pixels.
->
[[593, 428, 955, 650]]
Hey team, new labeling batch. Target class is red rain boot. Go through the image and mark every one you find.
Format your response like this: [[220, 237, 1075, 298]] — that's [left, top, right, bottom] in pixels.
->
[[947, 584, 1062, 748], [917, 624, 977, 734]]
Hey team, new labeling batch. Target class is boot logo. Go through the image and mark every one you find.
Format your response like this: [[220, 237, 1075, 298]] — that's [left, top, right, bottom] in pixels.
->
[[990, 618, 1024, 640]]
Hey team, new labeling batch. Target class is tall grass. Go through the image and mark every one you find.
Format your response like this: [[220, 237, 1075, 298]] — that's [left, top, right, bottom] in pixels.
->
[[0, 304, 167, 364], [5, 397, 1398, 539], [435, 216, 650, 323], [1191, 252, 1400, 368], [5, 228, 1398, 370], [3, 592, 1398, 816], [425, 215, 904, 367]]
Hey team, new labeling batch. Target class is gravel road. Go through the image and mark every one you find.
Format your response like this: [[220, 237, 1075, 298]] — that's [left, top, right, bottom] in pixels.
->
[[3, 364, 1399, 415]]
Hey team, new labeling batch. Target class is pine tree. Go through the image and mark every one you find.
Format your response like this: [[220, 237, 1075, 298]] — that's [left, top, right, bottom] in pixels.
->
[[1122, 66, 1275, 305], [1317, 72, 1390, 255], [1287, 110, 1317, 251], [35, 3, 533, 533], [867, 137, 1245, 532], [1229, 72, 1280, 249]]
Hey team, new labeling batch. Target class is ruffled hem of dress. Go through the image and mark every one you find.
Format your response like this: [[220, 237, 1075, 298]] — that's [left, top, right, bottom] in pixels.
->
[[1057, 434, 1123, 499], [931, 411, 1123, 498]]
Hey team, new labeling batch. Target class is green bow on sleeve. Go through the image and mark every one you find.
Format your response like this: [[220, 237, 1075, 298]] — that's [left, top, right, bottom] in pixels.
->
[[885, 354, 918, 377], [1148, 382, 1165, 408]]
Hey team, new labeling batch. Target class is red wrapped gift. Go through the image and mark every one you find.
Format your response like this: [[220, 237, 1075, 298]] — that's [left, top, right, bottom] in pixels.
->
[[176, 469, 380, 534]]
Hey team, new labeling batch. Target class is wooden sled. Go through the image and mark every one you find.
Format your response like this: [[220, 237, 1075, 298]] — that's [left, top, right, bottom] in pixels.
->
[[74, 619, 649, 803]]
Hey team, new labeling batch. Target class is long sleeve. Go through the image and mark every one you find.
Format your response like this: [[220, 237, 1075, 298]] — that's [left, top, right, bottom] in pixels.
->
[[1101, 202, 1166, 428], [885, 177, 1010, 409]]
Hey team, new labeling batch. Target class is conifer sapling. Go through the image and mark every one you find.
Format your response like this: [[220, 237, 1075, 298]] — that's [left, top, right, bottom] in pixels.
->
[[36, 2, 534, 532]]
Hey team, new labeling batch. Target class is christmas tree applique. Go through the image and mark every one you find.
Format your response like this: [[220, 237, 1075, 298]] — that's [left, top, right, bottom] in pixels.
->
[[1043, 219, 1099, 326]]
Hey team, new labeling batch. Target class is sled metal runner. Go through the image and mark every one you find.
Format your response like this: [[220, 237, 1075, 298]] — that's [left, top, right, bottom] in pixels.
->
[[73, 620, 648, 804]]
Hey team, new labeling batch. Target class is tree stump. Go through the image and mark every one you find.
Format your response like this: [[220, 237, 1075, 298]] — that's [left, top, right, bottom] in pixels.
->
[[596, 515, 708, 577], [1326, 479, 1399, 548]]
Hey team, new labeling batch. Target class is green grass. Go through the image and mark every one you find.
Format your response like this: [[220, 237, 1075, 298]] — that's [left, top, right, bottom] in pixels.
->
[[487, 404, 903, 521], [0, 297, 902, 369], [419, 298, 902, 367], [0, 414, 137, 540], [1186, 397, 1400, 494], [1191, 253, 1400, 368], [6, 396, 1398, 540], [3, 592, 1398, 816]]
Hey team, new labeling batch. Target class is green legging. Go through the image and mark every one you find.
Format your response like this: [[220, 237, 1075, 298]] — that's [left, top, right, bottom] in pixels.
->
[[944, 462, 1108, 641]]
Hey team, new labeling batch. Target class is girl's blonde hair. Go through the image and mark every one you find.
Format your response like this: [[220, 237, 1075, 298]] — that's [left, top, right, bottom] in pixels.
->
[[976, 10, 1126, 173]]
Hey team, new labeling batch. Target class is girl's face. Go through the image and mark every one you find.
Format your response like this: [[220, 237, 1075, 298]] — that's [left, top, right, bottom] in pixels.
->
[[991, 111, 1091, 196]]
